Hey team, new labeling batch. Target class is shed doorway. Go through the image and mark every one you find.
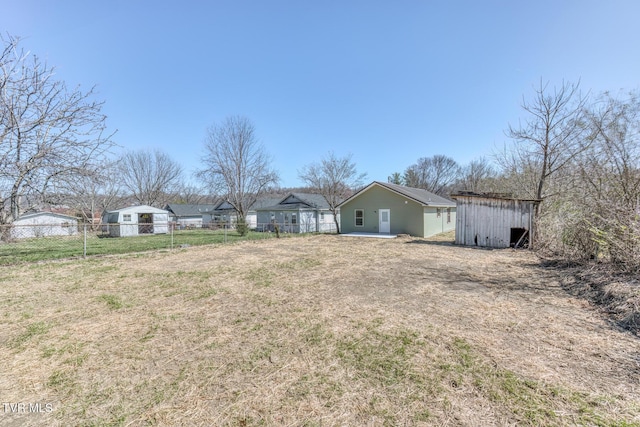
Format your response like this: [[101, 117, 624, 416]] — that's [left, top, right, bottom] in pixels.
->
[[510, 227, 529, 248], [138, 213, 154, 234]]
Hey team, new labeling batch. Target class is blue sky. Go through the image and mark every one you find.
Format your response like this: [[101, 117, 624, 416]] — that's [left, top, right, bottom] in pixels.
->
[[3, 1, 640, 188]]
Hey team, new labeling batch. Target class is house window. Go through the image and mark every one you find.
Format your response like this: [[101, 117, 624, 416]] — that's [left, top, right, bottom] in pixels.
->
[[123, 214, 131, 222], [270, 212, 275, 222], [437, 208, 441, 218], [320, 212, 325, 221], [447, 208, 451, 223], [355, 209, 364, 227], [284, 213, 289, 224], [291, 213, 297, 224]]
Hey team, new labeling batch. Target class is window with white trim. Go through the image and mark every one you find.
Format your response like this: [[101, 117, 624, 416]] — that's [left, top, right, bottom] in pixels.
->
[[291, 213, 297, 224], [447, 208, 451, 223], [355, 209, 364, 227], [123, 214, 131, 222]]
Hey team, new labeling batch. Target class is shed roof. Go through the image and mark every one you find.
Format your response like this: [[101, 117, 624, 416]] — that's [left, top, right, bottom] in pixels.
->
[[450, 191, 541, 203], [105, 205, 169, 215], [338, 181, 456, 208]]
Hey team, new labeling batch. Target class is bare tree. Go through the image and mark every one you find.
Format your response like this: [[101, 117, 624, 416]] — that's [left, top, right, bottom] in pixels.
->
[[299, 152, 367, 233], [0, 34, 115, 224], [500, 79, 591, 202], [403, 155, 461, 195], [56, 161, 124, 229], [118, 149, 183, 207], [575, 91, 640, 269], [199, 116, 278, 231], [456, 157, 497, 192]]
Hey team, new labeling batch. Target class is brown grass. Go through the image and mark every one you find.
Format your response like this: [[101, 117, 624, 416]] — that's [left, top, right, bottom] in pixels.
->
[[1, 233, 639, 426]]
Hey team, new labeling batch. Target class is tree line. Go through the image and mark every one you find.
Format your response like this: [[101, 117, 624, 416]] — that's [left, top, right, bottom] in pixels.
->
[[1, 36, 638, 272]]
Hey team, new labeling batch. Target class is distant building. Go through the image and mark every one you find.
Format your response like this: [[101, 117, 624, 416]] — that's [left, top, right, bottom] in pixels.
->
[[11, 212, 79, 239]]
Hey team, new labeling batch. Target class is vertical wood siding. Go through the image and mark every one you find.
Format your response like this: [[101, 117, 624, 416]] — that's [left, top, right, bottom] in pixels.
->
[[454, 196, 536, 248]]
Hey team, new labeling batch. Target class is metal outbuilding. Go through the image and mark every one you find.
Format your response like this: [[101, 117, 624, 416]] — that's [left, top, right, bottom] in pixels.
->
[[451, 192, 541, 249], [102, 205, 169, 237]]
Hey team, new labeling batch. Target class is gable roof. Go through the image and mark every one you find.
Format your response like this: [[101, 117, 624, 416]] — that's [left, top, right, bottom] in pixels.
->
[[105, 205, 169, 215], [164, 204, 218, 216], [15, 212, 79, 222], [257, 192, 331, 211], [338, 181, 456, 208]]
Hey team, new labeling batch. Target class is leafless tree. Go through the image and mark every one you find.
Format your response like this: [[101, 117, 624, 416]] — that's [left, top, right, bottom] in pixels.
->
[[199, 116, 279, 227], [173, 183, 211, 204], [575, 91, 640, 269], [499, 79, 591, 202], [0, 34, 115, 225], [118, 149, 183, 207], [55, 161, 124, 229], [299, 152, 367, 233], [456, 157, 497, 193], [403, 155, 461, 195]]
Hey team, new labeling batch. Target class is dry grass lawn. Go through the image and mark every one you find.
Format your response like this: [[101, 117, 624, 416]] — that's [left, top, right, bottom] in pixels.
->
[[1, 233, 639, 426]]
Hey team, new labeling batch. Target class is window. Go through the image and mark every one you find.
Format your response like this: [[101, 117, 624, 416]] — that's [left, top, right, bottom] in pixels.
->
[[436, 208, 441, 218], [291, 213, 297, 224], [320, 212, 325, 221], [355, 209, 364, 227], [123, 214, 131, 222], [270, 212, 275, 222], [447, 208, 451, 223]]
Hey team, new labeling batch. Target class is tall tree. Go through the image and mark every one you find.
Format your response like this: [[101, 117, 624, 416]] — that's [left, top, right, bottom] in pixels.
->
[[403, 155, 460, 195], [0, 35, 115, 224], [500, 79, 591, 202], [118, 149, 183, 207], [387, 172, 403, 185], [456, 157, 497, 193], [55, 161, 124, 229], [200, 115, 278, 230], [299, 152, 366, 233]]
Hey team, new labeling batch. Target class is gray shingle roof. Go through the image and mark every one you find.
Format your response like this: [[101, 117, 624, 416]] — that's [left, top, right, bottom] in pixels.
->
[[339, 181, 456, 207], [164, 204, 218, 216]]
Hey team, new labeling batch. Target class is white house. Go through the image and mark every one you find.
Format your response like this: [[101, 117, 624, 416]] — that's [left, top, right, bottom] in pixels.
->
[[11, 212, 79, 239], [102, 205, 169, 237]]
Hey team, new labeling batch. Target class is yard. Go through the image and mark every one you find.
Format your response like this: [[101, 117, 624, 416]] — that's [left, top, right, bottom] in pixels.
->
[[0, 228, 284, 265], [0, 234, 639, 426]]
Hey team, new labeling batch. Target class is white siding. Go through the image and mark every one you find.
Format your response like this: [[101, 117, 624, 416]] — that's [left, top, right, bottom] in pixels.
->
[[11, 214, 78, 239]]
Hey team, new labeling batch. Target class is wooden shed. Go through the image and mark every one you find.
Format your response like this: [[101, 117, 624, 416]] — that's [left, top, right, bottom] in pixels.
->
[[451, 192, 540, 249]]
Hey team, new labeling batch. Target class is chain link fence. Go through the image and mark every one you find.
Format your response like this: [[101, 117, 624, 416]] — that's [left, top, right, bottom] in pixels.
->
[[0, 222, 337, 265]]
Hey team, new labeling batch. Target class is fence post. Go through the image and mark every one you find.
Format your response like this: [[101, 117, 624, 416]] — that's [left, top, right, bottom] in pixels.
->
[[171, 223, 174, 250], [83, 224, 87, 257]]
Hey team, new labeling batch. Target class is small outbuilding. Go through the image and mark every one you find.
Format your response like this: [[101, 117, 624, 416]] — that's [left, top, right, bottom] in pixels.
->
[[102, 205, 169, 237], [11, 212, 79, 239], [450, 192, 541, 248], [338, 181, 456, 237]]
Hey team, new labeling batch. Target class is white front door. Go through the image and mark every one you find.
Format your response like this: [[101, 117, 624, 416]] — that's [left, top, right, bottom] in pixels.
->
[[379, 209, 390, 234]]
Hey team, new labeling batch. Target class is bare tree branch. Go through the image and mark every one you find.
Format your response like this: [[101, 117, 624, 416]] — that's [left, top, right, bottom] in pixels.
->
[[0, 34, 116, 225], [298, 152, 366, 233], [199, 115, 279, 223], [118, 149, 183, 207]]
